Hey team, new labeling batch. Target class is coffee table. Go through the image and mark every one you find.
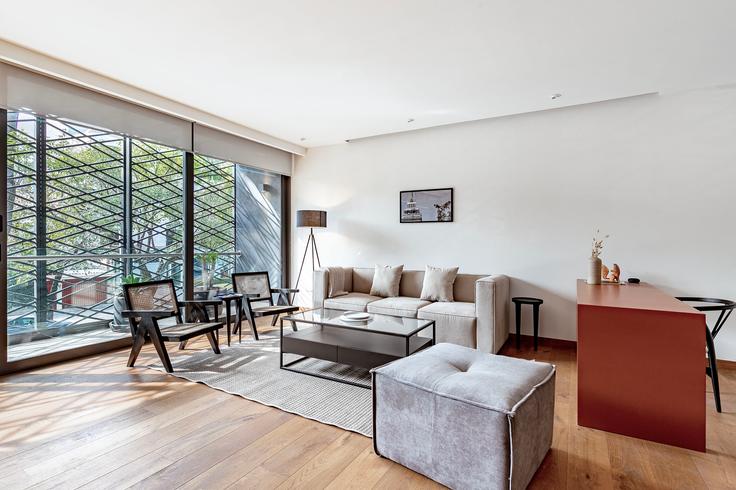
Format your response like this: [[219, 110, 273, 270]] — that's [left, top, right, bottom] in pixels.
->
[[280, 308, 436, 388]]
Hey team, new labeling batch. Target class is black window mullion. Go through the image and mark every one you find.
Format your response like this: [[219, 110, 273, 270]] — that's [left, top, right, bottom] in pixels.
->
[[183, 150, 194, 300], [35, 117, 48, 324], [0, 108, 8, 369], [123, 136, 133, 276]]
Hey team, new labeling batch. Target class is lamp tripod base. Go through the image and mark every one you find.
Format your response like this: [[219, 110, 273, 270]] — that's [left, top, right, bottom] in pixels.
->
[[294, 227, 321, 302]]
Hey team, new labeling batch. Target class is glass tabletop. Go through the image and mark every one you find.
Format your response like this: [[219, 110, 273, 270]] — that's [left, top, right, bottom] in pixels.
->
[[283, 308, 434, 337]]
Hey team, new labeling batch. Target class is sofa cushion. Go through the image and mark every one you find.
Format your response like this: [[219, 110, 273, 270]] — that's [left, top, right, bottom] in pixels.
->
[[324, 292, 382, 312], [420, 265, 459, 302], [398, 270, 425, 298], [453, 273, 485, 303], [418, 301, 477, 348], [352, 268, 374, 294], [418, 301, 476, 318], [367, 296, 432, 318], [370, 264, 404, 297]]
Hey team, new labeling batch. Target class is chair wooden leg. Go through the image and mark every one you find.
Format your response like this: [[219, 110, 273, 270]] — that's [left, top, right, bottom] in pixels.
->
[[236, 304, 243, 342], [271, 314, 279, 326], [178, 340, 188, 350], [149, 330, 174, 373], [127, 332, 146, 368], [206, 331, 221, 354], [233, 307, 241, 334], [706, 326, 722, 413], [245, 309, 259, 341]]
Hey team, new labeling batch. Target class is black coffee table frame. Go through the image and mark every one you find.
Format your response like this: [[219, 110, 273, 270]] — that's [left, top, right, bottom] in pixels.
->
[[280, 310, 435, 389]]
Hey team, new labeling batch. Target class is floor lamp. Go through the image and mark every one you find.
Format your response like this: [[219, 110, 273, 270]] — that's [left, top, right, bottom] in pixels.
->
[[294, 210, 327, 299]]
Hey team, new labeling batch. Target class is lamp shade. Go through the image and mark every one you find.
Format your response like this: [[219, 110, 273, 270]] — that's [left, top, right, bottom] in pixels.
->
[[297, 210, 327, 228]]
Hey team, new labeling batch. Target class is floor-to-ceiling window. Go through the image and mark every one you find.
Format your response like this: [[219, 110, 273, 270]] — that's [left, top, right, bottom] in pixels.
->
[[193, 155, 235, 291], [4, 113, 189, 361], [6, 113, 129, 360], [3, 109, 288, 368], [130, 139, 184, 291], [235, 165, 283, 288], [193, 156, 283, 293]]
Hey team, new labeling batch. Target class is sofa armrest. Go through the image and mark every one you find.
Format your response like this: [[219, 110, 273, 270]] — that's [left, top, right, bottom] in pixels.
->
[[475, 274, 510, 354], [313, 268, 329, 309]]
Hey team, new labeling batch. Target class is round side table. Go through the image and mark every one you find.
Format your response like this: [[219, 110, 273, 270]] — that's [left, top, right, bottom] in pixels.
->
[[511, 297, 543, 351]]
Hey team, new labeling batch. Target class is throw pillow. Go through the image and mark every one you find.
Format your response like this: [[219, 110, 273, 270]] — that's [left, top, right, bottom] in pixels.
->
[[370, 264, 404, 297], [327, 267, 349, 298], [420, 265, 459, 302]]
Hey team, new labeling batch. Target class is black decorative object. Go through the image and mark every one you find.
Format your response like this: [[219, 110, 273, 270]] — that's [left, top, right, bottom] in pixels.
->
[[627, 277, 641, 284], [400, 188, 453, 223], [512, 297, 544, 351]]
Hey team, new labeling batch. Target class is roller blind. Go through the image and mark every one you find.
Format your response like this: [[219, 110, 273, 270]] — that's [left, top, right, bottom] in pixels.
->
[[0, 61, 192, 151], [0, 61, 295, 174], [194, 124, 292, 176]]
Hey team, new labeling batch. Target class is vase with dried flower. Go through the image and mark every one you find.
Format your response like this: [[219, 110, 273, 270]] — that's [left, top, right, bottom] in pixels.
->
[[588, 230, 608, 285]]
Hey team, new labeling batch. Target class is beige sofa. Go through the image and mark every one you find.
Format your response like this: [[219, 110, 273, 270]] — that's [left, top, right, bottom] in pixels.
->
[[313, 267, 510, 354]]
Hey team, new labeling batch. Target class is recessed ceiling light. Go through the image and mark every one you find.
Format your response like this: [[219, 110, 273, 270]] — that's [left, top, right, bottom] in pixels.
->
[[407, 118, 415, 123], [551, 93, 562, 100]]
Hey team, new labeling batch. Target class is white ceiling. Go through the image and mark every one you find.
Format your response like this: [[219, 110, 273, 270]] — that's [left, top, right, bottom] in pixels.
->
[[1, 0, 735, 148]]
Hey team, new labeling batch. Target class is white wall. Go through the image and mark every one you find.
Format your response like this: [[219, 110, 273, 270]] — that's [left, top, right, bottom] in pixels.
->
[[292, 87, 736, 361]]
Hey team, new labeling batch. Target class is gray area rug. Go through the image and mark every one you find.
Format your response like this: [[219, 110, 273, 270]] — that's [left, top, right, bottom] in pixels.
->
[[147, 334, 373, 437]]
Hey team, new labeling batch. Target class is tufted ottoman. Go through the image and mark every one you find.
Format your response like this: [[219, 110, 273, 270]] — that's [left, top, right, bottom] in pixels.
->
[[372, 343, 555, 490]]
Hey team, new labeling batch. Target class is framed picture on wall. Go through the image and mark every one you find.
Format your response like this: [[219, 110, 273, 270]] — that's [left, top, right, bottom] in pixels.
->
[[399, 188, 453, 223]]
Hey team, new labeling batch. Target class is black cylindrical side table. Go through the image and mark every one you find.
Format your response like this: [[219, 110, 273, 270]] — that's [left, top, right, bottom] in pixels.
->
[[512, 297, 543, 351]]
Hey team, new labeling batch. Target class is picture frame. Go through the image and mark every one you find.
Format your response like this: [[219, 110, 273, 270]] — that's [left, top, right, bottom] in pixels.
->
[[399, 188, 454, 223]]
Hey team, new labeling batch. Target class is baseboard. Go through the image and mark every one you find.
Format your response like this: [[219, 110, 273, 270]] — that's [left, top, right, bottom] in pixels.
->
[[507, 334, 736, 368], [718, 358, 736, 370], [506, 333, 576, 349]]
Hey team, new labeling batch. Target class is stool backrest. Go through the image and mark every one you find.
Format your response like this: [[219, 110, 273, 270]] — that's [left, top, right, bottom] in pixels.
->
[[677, 297, 735, 338]]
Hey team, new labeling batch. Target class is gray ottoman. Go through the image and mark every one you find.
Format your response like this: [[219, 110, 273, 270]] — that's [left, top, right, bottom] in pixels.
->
[[372, 343, 555, 490]]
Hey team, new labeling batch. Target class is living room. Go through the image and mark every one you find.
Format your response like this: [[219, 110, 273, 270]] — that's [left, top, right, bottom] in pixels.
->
[[1, 2, 735, 489]]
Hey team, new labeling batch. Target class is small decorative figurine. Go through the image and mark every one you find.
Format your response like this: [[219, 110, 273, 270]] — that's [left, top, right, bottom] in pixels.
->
[[601, 263, 621, 282]]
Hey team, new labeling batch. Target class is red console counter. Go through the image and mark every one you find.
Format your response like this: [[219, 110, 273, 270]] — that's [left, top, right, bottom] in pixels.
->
[[577, 279, 706, 452]]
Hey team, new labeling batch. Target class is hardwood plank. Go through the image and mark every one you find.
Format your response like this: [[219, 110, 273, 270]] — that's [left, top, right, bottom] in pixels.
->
[[227, 423, 345, 488], [0, 381, 201, 475], [177, 416, 316, 489], [123, 409, 293, 489], [324, 444, 393, 490], [3, 384, 230, 488], [372, 463, 446, 489], [104, 408, 293, 490], [34, 395, 265, 490], [635, 439, 707, 490], [278, 431, 370, 489], [606, 433, 655, 489]]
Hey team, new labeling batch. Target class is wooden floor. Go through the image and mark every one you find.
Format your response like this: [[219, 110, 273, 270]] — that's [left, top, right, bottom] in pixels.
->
[[0, 320, 734, 490]]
